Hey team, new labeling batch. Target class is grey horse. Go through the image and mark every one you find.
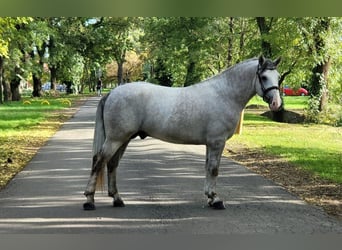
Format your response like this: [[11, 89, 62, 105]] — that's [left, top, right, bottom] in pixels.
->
[[83, 55, 282, 210]]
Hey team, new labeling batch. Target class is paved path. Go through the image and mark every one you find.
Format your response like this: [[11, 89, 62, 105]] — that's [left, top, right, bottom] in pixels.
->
[[0, 97, 341, 233]]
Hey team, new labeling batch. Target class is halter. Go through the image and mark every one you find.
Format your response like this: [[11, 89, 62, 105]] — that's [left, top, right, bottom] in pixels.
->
[[256, 64, 279, 103]]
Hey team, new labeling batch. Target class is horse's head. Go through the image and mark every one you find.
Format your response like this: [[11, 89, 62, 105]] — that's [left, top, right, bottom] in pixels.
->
[[255, 55, 282, 111]]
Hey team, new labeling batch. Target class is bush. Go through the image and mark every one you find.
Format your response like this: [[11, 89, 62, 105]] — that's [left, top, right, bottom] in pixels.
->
[[304, 96, 320, 123], [305, 97, 342, 126]]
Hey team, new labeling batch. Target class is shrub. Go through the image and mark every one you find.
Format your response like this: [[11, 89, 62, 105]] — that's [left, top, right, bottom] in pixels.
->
[[305, 97, 342, 126], [304, 96, 320, 123]]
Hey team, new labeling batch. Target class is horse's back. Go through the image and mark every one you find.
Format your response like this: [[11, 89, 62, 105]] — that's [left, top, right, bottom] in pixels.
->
[[103, 83, 177, 141], [107, 82, 179, 115]]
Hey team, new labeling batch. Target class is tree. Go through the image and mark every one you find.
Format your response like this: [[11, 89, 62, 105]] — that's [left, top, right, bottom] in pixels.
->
[[0, 17, 32, 102], [45, 18, 64, 91], [9, 21, 31, 101], [255, 17, 286, 122], [56, 17, 92, 92], [24, 18, 50, 97], [306, 18, 331, 111], [1, 17, 341, 125], [295, 17, 342, 121], [0, 18, 11, 103], [256, 17, 273, 58], [92, 17, 138, 85], [45, 18, 87, 93], [254, 17, 316, 121], [143, 17, 215, 86]]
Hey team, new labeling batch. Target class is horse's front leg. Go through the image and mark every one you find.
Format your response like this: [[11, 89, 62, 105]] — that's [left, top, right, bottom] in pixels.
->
[[204, 139, 226, 209]]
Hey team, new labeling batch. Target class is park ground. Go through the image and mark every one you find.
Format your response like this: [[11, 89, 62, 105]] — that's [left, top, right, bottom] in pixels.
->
[[226, 96, 341, 218], [0, 94, 341, 219]]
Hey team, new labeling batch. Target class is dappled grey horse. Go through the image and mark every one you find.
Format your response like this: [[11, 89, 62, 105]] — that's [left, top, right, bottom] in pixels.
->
[[83, 56, 282, 210]]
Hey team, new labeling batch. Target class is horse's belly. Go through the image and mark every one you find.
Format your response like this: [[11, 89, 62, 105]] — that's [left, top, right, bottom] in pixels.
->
[[153, 134, 204, 145], [145, 126, 206, 145]]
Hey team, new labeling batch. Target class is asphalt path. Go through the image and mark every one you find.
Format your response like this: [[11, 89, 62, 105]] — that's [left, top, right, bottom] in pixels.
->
[[0, 97, 341, 234]]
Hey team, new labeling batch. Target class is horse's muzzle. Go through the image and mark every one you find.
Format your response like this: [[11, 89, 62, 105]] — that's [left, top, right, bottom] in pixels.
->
[[269, 94, 282, 111]]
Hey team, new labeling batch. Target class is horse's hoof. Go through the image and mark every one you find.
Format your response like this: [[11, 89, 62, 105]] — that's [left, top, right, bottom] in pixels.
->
[[83, 202, 96, 210], [113, 199, 125, 207], [209, 200, 226, 210], [212, 200, 225, 209]]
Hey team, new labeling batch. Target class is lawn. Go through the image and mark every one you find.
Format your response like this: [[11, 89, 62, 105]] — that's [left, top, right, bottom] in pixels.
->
[[230, 96, 342, 183], [248, 95, 309, 110], [0, 98, 73, 130], [0, 96, 82, 189]]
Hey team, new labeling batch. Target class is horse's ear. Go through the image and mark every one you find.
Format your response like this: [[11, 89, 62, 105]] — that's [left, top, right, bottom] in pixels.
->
[[258, 55, 265, 66], [273, 57, 281, 67]]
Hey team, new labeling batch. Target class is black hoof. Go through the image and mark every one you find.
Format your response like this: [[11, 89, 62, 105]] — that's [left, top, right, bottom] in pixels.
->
[[83, 202, 96, 210], [210, 200, 226, 210], [113, 199, 125, 207]]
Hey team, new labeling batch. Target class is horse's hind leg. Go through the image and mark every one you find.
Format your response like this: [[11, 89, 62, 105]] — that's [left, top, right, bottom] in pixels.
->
[[107, 141, 129, 207], [204, 139, 226, 209], [83, 140, 123, 210]]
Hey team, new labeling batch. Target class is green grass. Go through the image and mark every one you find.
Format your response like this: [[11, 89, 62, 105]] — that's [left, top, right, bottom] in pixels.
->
[[248, 95, 309, 110], [0, 95, 83, 189], [231, 113, 342, 183], [0, 97, 73, 131]]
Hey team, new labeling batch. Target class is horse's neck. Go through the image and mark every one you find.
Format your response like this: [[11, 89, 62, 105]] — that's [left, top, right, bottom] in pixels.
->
[[214, 60, 257, 109]]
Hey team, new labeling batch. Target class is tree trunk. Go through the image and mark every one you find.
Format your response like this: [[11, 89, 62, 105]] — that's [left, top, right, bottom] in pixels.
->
[[320, 57, 331, 111], [32, 74, 43, 97], [184, 61, 200, 87], [48, 34, 57, 91], [117, 61, 124, 85], [10, 66, 22, 101], [311, 58, 331, 111], [3, 81, 11, 102], [310, 18, 331, 112], [0, 56, 3, 104], [30, 42, 46, 97], [50, 65, 57, 90], [227, 17, 234, 67], [256, 17, 272, 58], [10, 78, 21, 101], [238, 18, 246, 62], [115, 50, 126, 86]]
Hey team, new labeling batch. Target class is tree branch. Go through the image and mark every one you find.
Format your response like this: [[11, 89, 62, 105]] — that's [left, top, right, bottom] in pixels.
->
[[279, 61, 297, 85]]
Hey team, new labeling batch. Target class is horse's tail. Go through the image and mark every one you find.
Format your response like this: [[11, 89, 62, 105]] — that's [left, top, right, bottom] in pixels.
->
[[93, 94, 109, 191]]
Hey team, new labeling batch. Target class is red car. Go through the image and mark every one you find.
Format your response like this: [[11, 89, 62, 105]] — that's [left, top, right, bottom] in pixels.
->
[[282, 86, 309, 96]]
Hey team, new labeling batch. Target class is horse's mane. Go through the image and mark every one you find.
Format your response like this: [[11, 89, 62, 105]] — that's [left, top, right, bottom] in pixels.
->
[[224, 57, 258, 73], [198, 57, 258, 85]]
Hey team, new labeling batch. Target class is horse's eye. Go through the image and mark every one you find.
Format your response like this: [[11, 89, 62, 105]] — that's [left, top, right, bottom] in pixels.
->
[[261, 76, 267, 82]]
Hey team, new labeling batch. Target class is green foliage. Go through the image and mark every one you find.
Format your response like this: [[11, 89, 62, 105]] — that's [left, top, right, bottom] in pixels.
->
[[142, 17, 219, 86], [1, 17, 342, 124], [319, 105, 342, 127], [305, 100, 342, 126], [0, 17, 32, 58], [305, 95, 321, 123]]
